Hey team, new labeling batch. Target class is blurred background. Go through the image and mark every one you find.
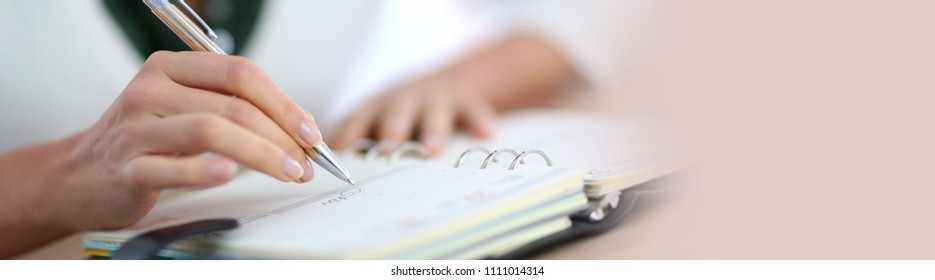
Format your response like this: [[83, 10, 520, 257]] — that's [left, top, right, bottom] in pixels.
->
[[0, 0, 646, 149], [3, 0, 935, 258]]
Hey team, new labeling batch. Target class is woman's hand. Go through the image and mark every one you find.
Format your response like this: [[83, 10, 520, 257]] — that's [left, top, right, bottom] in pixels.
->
[[0, 51, 328, 257], [330, 77, 497, 156], [28, 51, 323, 231], [330, 33, 576, 155]]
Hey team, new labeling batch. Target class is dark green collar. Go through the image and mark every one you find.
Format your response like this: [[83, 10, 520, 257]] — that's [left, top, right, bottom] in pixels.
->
[[103, 0, 264, 59]]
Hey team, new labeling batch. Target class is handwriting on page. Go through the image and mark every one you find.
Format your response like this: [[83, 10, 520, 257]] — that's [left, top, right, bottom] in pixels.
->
[[321, 188, 363, 206], [116, 162, 578, 258], [298, 167, 537, 234]]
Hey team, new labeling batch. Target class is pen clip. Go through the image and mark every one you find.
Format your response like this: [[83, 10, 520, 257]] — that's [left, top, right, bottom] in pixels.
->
[[173, 0, 218, 40]]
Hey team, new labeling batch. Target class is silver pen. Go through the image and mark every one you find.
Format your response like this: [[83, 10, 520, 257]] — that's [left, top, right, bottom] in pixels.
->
[[143, 0, 355, 185]]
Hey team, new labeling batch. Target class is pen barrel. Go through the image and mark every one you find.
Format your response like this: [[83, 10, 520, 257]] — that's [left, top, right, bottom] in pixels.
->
[[307, 144, 355, 185], [149, 5, 226, 54]]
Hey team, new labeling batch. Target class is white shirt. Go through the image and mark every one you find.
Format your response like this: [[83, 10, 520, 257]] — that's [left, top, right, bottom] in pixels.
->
[[0, 0, 639, 152]]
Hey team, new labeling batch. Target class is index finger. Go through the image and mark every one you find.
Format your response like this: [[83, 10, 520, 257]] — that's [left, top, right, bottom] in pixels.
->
[[144, 51, 322, 149]]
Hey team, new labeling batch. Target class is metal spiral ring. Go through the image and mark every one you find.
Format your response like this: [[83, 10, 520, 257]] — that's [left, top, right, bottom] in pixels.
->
[[508, 149, 553, 170], [453, 147, 493, 168], [389, 142, 430, 163], [480, 148, 520, 169], [342, 139, 376, 158], [364, 140, 400, 162]]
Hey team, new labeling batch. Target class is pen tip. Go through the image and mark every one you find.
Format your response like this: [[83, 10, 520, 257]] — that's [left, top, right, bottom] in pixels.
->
[[348, 179, 356, 185]]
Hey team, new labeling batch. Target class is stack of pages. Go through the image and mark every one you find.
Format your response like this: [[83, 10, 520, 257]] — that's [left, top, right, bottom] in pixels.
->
[[84, 159, 587, 259], [83, 109, 679, 259]]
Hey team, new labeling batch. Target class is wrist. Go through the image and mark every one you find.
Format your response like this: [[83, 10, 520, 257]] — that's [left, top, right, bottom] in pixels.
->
[[428, 65, 498, 106], [21, 132, 87, 231], [0, 132, 85, 258], [437, 32, 577, 111]]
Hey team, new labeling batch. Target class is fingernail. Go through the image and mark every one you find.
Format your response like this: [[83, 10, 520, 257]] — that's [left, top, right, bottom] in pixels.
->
[[298, 158, 314, 183], [480, 120, 496, 138], [299, 118, 322, 147], [282, 156, 304, 180], [207, 159, 237, 182], [422, 134, 440, 153]]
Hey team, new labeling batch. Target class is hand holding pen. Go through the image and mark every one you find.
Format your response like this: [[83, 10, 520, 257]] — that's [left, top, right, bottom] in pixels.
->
[[37, 48, 324, 232], [0, 0, 353, 257], [143, 0, 354, 185]]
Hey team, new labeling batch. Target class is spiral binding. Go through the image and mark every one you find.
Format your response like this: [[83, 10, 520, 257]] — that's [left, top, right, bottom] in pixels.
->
[[455, 147, 553, 170], [389, 142, 430, 162], [344, 139, 554, 170], [453, 147, 493, 168], [480, 148, 518, 169], [509, 149, 553, 170], [344, 139, 430, 164]]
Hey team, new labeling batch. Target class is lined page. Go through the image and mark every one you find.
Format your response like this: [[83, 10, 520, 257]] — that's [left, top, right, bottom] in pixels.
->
[[223, 163, 580, 259], [88, 160, 582, 259]]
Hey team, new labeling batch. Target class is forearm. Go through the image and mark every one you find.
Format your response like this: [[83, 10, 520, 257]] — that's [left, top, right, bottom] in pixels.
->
[[0, 133, 82, 258], [437, 32, 577, 111]]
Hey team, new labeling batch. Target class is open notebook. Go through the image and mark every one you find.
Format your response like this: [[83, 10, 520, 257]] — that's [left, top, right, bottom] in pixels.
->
[[82, 109, 679, 259]]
